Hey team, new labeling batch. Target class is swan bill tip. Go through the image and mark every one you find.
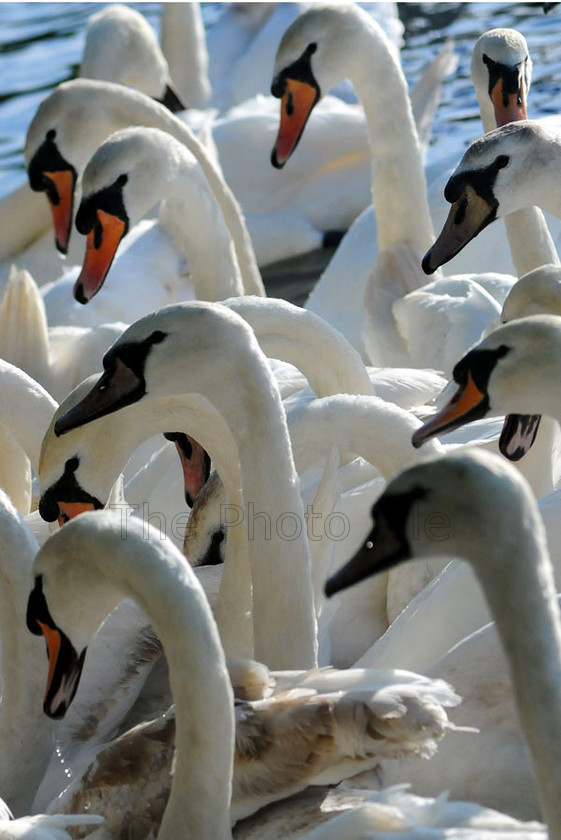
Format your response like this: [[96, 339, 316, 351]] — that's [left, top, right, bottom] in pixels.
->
[[421, 250, 437, 275]]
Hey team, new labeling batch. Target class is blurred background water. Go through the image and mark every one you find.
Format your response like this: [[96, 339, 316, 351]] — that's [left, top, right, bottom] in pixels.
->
[[1, 2, 561, 200]]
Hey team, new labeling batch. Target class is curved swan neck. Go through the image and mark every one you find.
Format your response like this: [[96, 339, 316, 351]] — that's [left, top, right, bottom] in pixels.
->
[[160, 2, 211, 108], [0, 360, 57, 473], [0, 497, 54, 815], [224, 296, 373, 396], [472, 507, 561, 837], [153, 137, 244, 299], [206, 335, 318, 669], [289, 395, 443, 479], [40, 517, 235, 840], [349, 13, 434, 252]]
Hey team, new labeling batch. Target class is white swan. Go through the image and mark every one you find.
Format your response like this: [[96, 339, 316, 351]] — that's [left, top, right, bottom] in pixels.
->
[[25, 79, 263, 296], [48, 301, 317, 671], [30, 511, 235, 840], [325, 448, 561, 835], [29, 511, 461, 838], [270, 3, 435, 361], [40, 126, 245, 327], [0, 488, 104, 840]]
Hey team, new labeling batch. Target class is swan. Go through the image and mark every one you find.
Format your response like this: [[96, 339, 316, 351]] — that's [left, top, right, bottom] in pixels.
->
[[325, 448, 561, 835], [79, 5, 185, 112], [272, 11, 554, 361], [48, 301, 317, 670], [40, 126, 246, 327], [270, 3, 435, 362], [28, 511, 461, 838], [29, 511, 235, 840], [469, 28, 559, 277], [24, 79, 263, 296], [0, 487, 103, 840]]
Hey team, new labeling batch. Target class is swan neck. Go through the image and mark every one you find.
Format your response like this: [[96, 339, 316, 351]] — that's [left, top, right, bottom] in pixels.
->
[[225, 356, 317, 670], [350, 22, 434, 252], [0, 514, 54, 814], [92, 539, 234, 840], [159, 160, 244, 299], [472, 516, 561, 836]]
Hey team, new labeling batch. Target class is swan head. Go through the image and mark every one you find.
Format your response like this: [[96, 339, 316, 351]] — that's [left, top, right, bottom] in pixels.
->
[[325, 449, 534, 597], [422, 121, 549, 274], [39, 375, 116, 525], [72, 127, 182, 304], [410, 314, 561, 457], [54, 302, 256, 437], [25, 80, 131, 255], [471, 28, 531, 129], [270, 3, 369, 167], [80, 5, 185, 112], [27, 512, 147, 719]]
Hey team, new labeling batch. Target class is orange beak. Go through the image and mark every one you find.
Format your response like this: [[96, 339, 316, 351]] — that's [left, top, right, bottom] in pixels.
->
[[491, 78, 527, 127], [73, 209, 127, 304], [57, 500, 95, 527], [412, 371, 487, 447], [272, 79, 319, 168], [37, 620, 62, 705], [43, 169, 75, 254]]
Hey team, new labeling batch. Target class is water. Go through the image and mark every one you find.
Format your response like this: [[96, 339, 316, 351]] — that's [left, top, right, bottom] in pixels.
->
[[1, 2, 561, 199]]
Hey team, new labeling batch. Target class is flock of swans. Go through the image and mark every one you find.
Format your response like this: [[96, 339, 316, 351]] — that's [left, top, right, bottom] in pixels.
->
[[2, 2, 561, 838]]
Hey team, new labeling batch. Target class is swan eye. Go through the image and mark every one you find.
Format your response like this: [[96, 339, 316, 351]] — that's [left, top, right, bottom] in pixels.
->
[[46, 128, 56, 141], [115, 174, 128, 188], [365, 540, 374, 550], [496, 155, 509, 169], [98, 382, 107, 393]]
